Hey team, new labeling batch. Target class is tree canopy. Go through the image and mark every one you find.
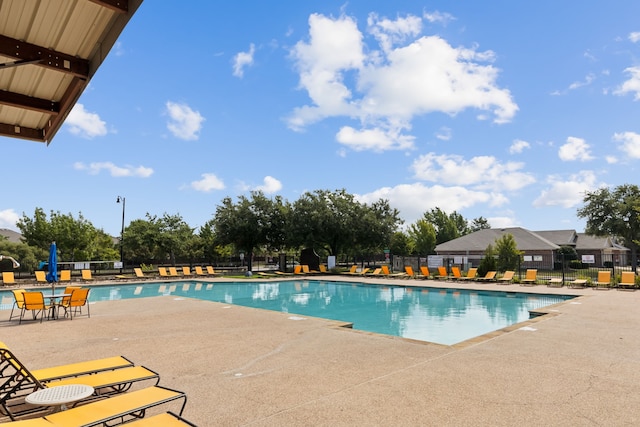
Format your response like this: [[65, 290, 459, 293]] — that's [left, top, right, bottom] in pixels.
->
[[577, 184, 640, 272]]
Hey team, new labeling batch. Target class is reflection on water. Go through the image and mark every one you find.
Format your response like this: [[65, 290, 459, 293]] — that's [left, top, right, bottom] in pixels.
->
[[0, 281, 572, 345]]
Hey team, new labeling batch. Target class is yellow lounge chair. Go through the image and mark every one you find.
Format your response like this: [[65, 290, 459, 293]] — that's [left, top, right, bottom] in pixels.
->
[[2, 271, 16, 286], [319, 264, 328, 273], [497, 271, 515, 284], [293, 265, 303, 274], [206, 266, 220, 276], [547, 278, 563, 287], [158, 267, 169, 278], [618, 271, 636, 290], [59, 270, 71, 282], [379, 265, 406, 278], [369, 268, 382, 276], [121, 411, 198, 426], [476, 271, 497, 282], [569, 278, 587, 288], [434, 266, 448, 280], [182, 266, 192, 276], [44, 385, 187, 427], [34, 271, 47, 285], [81, 269, 95, 281], [0, 343, 158, 421], [594, 271, 611, 289], [449, 267, 462, 280], [194, 266, 206, 276], [135, 267, 151, 279], [404, 266, 416, 278], [457, 268, 477, 281], [345, 265, 358, 274], [520, 269, 537, 286], [419, 266, 430, 279], [168, 267, 179, 277]]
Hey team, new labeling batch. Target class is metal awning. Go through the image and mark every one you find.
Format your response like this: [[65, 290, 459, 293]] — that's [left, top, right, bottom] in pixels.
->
[[0, 0, 143, 145]]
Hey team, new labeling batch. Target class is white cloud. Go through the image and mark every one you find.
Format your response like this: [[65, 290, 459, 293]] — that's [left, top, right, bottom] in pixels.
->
[[287, 13, 517, 153], [411, 153, 535, 192], [605, 155, 618, 164], [356, 183, 504, 225], [533, 171, 598, 208], [0, 209, 20, 230], [66, 103, 107, 138], [165, 101, 205, 141], [568, 73, 595, 90], [558, 136, 594, 161], [629, 32, 640, 43], [190, 173, 225, 192], [232, 43, 256, 78], [255, 176, 282, 194], [423, 10, 456, 25], [613, 131, 640, 158], [614, 66, 640, 100], [509, 139, 530, 154], [487, 215, 519, 228], [435, 127, 452, 141], [336, 126, 414, 151], [73, 162, 153, 178]]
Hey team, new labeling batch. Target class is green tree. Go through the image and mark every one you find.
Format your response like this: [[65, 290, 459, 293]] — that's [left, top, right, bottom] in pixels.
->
[[577, 184, 640, 272], [422, 208, 469, 244], [494, 233, 522, 272], [213, 191, 283, 272], [389, 231, 412, 256], [470, 216, 491, 232], [478, 243, 497, 277], [0, 241, 44, 273], [407, 219, 437, 255]]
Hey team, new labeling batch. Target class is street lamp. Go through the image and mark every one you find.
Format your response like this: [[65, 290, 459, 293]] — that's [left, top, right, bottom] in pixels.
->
[[116, 196, 125, 272]]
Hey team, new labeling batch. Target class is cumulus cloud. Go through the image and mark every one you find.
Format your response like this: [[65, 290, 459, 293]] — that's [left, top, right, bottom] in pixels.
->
[[287, 12, 517, 153], [165, 101, 205, 140], [356, 183, 505, 226], [509, 139, 530, 154], [232, 43, 256, 78], [255, 176, 283, 194], [411, 153, 535, 192], [614, 67, 640, 100], [629, 32, 640, 43], [558, 136, 594, 161], [190, 173, 225, 192], [533, 171, 598, 208], [435, 127, 452, 141], [66, 104, 107, 138], [613, 131, 640, 158], [73, 162, 153, 177], [0, 209, 20, 230]]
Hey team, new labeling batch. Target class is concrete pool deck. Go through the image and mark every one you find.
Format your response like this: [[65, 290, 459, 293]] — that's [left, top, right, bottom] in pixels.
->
[[2, 276, 640, 425]]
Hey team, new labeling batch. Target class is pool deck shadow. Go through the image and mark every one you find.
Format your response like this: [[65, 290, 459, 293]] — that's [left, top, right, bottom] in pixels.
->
[[2, 276, 640, 425]]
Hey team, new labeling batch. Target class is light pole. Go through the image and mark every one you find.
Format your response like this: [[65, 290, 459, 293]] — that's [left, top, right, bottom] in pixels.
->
[[116, 196, 125, 272]]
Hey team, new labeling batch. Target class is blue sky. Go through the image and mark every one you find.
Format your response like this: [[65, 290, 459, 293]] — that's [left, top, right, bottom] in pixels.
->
[[2, 1, 640, 237]]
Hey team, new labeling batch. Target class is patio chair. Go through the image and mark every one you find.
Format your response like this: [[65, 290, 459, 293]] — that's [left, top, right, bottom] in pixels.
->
[[345, 265, 358, 274], [44, 385, 187, 427], [81, 269, 95, 281], [2, 271, 16, 286], [293, 265, 304, 274], [569, 278, 587, 288], [476, 271, 497, 282], [434, 266, 448, 280], [182, 266, 192, 277], [59, 288, 91, 319], [0, 343, 159, 421], [618, 271, 636, 290], [520, 269, 538, 286], [595, 271, 612, 289], [368, 268, 382, 276], [158, 267, 169, 278], [168, 267, 180, 277], [194, 266, 206, 276], [449, 267, 462, 280], [547, 278, 563, 287], [34, 271, 47, 285], [319, 264, 328, 273], [122, 411, 198, 426], [59, 270, 71, 282], [497, 271, 515, 284], [19, 291, 51, 324], [206, 266, 220, 276], [419, 266, 431, 279], [9, 289, 25, 321], [404, 266, 416, 278], [457, 268, 478, 281]]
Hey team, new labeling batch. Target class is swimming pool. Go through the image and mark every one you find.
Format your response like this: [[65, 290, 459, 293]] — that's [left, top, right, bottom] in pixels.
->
[[2, 280, 573, 345]]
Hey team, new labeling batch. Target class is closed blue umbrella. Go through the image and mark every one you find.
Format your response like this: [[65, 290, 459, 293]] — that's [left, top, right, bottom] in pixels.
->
[[45, 242, 58, 293]]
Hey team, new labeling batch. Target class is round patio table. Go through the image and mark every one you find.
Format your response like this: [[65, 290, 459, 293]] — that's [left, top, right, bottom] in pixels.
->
[[26, 384, 94, 411]]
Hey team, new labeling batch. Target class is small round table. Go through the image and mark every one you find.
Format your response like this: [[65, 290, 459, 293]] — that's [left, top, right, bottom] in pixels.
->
[[26, 384, 94, 411]]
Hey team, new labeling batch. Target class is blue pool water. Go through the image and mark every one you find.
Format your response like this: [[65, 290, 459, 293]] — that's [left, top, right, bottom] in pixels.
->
[[2, 280, 573, 345]]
